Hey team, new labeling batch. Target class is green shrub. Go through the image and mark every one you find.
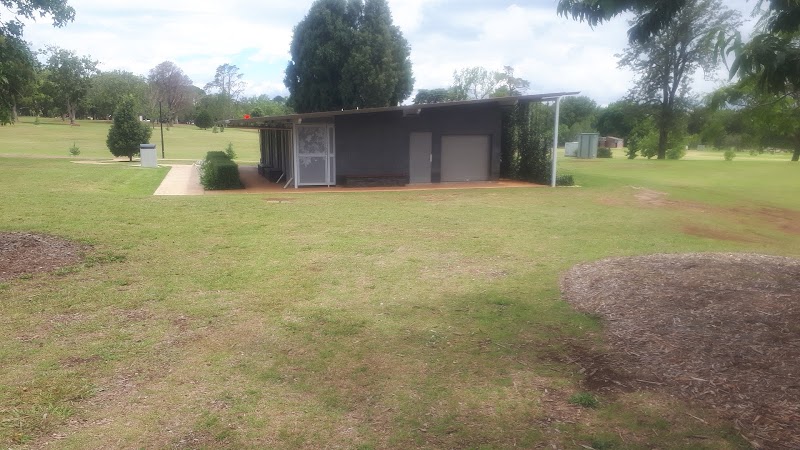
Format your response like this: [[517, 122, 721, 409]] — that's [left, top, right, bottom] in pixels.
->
[[224, 142, 236, 160], [195, 111, 213, 129], [597, 147, 612, 158], [200, 151, 243, 190], [212, 125, 219, 134], [556, 174, 575, 186], [666, 146, 687, 160], [568, 392, 598, 408], [724, 149, 737, 161], [68, 142, 80, 156]]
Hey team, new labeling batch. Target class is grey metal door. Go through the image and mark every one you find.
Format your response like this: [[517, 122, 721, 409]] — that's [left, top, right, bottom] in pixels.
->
[[441, 135, 490, 182], [409, 132, 432, 184]]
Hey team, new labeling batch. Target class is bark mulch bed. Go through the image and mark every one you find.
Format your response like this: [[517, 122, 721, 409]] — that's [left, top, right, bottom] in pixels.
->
[[0, 232, 88, 282], [561, 253, 800, 449]]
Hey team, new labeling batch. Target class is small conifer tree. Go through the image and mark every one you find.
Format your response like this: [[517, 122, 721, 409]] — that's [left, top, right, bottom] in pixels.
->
[[107, 97, 152, 161], [195, 110, 213, 129]]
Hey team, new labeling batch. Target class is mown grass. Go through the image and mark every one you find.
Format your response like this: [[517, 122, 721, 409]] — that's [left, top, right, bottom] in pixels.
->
[[0, 149, 798, 448], [0, 117, 260, 162]]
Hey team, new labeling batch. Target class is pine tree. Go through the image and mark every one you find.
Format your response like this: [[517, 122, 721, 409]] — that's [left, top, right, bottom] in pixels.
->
[[107, 97, 152, 161]]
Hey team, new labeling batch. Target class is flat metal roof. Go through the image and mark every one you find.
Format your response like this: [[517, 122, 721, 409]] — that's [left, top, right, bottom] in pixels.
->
[[227, 92, 580, 128]]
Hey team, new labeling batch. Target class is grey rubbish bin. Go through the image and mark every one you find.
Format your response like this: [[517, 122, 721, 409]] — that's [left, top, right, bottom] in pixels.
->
[[140, 144, 157, 168]]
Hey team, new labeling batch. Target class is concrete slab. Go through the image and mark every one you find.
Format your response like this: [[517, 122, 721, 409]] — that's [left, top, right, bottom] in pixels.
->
[[151, 164, 545, 197], [205, 165, 544, 195], [153, 164, 204, 196]]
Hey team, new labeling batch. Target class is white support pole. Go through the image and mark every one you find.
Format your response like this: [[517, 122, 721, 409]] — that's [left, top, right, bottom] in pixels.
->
[[551, 96, 563, 187]]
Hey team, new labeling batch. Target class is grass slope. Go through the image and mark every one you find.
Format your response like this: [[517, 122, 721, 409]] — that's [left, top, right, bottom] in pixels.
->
[[0, 117, 260, 162], [0, 149, 797, 448]]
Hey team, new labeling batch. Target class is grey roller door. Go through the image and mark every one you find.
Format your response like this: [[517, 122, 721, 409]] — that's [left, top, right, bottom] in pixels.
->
[[441, 135, 490, 182]]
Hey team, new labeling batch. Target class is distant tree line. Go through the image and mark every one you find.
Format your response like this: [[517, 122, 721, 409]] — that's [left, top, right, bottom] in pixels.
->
[[0, 45, 291, 127]]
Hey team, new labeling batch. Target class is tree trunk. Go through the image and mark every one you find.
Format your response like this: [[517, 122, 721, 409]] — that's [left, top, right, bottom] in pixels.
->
[[657, 127, 668, 160], [67, 100, 76, 125], [792, 135, 800, 162], [11, 102, 18, 123]]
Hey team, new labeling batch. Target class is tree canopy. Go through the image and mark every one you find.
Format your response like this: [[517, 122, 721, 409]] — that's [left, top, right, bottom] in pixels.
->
[[285, 0, 413, 113], [148, 61, 195, 124], [557, 96, 599, 144], [86, 70, 148, 120], [0, 35, 37, 124], [41, 47, 98, 125], [557, 0, 800, 96], [204, 64, 245, 100], [711, 78, 800, 161], [413, 66, 530, 105], [0, 0, 74, 39], [202, 64, 245, 121]]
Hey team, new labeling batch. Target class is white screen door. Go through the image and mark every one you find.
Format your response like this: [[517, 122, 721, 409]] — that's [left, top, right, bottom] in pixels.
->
[[295, 124, 335, 187]]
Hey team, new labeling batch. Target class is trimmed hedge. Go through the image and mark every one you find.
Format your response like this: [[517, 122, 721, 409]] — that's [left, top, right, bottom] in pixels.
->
[[555, 174, 575, 186], [200, 151, 243, 190]]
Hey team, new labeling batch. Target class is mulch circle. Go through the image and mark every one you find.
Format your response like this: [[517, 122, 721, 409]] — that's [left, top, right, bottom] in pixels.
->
[[0, 232, 89, 282], [561, 253, 800, 449]]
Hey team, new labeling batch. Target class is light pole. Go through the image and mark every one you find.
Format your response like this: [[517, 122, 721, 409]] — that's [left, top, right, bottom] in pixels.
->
[[551, 96, 563, 187], [159, 101, 165, 159]]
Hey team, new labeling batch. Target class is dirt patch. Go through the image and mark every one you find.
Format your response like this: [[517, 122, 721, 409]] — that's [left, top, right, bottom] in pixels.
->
[[736, 207, 800, 236], [0, 232, 89, 282], [561, 253, 800, 449], [632, 187, 670, 206], [681, 224, 763, 244], [617, 187, 800, 240]]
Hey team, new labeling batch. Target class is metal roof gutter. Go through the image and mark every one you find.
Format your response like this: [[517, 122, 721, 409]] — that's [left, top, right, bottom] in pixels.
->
[[226, 92, 581, 128]]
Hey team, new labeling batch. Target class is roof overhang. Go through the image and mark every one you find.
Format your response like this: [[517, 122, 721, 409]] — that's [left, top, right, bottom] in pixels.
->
[[227, 92, 581, 128]]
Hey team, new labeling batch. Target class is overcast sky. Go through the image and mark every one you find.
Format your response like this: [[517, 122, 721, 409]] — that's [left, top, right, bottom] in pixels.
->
[[20, 0, 758, 106]]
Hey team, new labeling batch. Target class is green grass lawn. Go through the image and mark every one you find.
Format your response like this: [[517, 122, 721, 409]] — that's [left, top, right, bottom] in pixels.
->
[[0, 117, 261, 162], [0, 142, 798, 448]]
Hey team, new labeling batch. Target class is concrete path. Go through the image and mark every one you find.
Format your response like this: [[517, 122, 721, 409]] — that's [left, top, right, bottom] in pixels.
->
[[153, 164, 204, 196], [152, 164, 544, 196]]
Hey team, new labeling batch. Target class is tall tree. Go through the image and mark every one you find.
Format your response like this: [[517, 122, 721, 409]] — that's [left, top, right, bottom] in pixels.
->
[[450, 66, 530, 100], [0, 0, 74, 39], [203, 63, 245, 120], [618, 0, 740, 159], [148, 61, 194, 124], [0, 36, 37, 124], [285, 0, 413, 113], [41, 47, 98, 125], [493, 66, 531, 97], [86, 70, 148, 119], [204, 64, 245, 99], [450, 67, 503, 100]]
